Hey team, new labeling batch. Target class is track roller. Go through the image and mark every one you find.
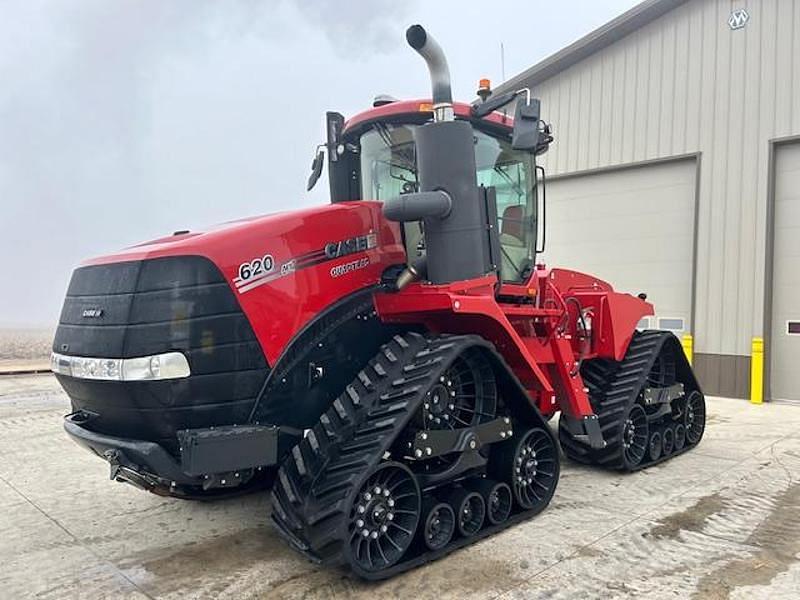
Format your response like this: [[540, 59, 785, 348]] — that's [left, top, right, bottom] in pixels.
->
[[648, 431, 662, 461], [467, 479, 512, 525], [448, 487, 485, 537], [674, 423, 686, 451], [662, 426, 675, 456], [419, 500, 455, 551]]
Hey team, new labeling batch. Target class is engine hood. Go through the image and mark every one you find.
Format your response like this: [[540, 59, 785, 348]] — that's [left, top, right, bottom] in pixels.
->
[[84, 204, 362, 266], [75, 201, 406, 365]]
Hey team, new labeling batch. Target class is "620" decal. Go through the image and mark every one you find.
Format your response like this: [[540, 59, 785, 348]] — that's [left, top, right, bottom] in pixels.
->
[[237, 254, 275, 282]]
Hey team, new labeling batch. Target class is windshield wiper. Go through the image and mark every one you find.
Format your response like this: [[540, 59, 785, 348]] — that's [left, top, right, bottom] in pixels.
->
[[493, 164, 525, 199], [375, 123, 417, 173]]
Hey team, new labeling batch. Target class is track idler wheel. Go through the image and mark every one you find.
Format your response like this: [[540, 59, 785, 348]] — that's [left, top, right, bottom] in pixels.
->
[[448, 488, 485, 537], [344, 462, 421, 574], [648, 431, 662, 461], [622, 404, 649, 468], [491, 427, 559, 513], [419, 500, 455, 551], [684, 390, 706, 444], [674, 423, 686, 451], [467, 479, 512, 525]]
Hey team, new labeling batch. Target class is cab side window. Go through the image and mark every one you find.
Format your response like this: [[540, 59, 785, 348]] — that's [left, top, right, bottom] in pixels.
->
[[475, 137, 536, 282]]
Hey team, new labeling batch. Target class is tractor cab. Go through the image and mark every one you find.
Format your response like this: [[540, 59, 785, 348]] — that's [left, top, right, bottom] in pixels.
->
[[308, 98, 551, 284]]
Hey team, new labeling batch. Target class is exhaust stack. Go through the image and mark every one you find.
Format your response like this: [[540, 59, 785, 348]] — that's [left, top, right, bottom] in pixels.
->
[[405, 25, 453, 122]]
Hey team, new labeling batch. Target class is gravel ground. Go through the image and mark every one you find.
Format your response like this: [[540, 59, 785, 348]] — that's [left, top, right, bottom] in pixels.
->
[[0, 375, 798, 599]]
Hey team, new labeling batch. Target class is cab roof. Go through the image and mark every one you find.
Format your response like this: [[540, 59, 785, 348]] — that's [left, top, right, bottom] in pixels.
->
[[343, 99, 514, 135]]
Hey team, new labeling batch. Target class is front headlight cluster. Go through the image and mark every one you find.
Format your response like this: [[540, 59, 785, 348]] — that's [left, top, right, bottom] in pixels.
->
[[50, 351, 191, 381]]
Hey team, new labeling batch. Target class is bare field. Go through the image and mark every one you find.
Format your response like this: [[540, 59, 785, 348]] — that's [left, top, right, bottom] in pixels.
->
[[0, 328, 53, 370]]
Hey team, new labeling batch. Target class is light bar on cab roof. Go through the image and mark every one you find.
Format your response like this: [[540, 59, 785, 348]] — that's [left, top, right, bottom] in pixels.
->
[[50, 351, 191, 381]]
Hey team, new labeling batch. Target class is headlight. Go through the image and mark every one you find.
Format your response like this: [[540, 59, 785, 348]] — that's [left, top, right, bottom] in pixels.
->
[[50, 351, 190, 381]]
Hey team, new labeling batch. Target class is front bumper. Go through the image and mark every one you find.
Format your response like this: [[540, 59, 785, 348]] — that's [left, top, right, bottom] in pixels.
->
[[64, 412, 282, 493]]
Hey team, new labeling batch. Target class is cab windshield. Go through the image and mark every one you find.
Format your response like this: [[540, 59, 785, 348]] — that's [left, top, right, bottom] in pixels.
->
[[359, 123, 537, 282]]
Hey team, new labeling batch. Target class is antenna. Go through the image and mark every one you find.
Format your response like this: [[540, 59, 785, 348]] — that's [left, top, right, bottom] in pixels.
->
[[500, 42, 506, 81]]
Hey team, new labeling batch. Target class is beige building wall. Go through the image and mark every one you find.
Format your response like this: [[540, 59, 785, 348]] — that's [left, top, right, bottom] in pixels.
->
[[504, 0, 800, 393]]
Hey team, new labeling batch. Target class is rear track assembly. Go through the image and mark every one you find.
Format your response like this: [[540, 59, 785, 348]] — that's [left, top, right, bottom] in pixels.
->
[[559, 330, 706, 471]]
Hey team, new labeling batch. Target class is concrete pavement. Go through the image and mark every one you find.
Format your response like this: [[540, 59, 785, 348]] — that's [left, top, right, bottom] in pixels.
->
[[0, 374, 798, 599]]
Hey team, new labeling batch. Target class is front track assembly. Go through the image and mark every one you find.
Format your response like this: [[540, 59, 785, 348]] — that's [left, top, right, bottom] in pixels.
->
[[559, 330, 706, 471], [271, 332, 559, 579]]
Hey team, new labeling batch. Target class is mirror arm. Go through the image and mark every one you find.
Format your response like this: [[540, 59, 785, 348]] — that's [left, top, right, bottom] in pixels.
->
[[471, 91, 517, 118], [471, 87, 531, 118]]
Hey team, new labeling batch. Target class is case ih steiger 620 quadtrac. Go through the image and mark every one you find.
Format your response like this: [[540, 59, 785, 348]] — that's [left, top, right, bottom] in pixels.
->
[[51, 25, 705, 578]]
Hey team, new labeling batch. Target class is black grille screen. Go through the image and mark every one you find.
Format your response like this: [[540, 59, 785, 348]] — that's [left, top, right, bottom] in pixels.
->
[[53, 256, 269, 449]]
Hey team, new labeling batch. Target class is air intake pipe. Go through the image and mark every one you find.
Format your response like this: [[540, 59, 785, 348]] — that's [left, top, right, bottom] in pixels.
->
[[383, 26, 493, 286]]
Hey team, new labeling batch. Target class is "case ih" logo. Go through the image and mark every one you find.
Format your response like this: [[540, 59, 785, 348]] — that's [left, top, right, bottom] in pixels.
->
[[325, 233, 378, 259]]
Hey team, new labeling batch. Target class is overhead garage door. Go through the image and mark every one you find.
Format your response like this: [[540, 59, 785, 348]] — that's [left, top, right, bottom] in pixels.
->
[[539, 158, 696, 333], [771, 142, 800, 402]]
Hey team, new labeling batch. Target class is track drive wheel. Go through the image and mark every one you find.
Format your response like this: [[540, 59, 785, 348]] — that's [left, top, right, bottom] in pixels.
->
[[344, 462, 421, 574]]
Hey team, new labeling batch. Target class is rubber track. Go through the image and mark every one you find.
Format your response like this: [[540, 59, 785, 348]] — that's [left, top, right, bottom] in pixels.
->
[[271, 332, 492, 577], [271, 330, 561, 579], [558, 330, 701, 471]]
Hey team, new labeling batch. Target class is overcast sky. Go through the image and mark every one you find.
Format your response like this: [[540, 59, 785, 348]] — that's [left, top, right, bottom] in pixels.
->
[[0, 0, 641, 328]]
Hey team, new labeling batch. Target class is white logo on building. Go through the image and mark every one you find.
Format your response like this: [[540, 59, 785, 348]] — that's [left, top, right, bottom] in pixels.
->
[[728, 8, 750, 30]]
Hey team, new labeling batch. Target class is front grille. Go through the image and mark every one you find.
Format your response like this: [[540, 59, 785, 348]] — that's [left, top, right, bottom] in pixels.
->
[[53, 256, 269, 451]]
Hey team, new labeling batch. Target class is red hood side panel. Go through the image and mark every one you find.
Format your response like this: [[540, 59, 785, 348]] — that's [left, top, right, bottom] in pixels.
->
[[84, 201, 406, 365]]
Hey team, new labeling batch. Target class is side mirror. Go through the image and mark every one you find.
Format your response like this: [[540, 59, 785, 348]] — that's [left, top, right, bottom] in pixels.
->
[[306, 147, 325, 191], [511, 97, 541, 151]]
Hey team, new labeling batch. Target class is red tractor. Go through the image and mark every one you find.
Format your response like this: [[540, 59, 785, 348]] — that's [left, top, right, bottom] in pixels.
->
[[51, 26, 704, 579]]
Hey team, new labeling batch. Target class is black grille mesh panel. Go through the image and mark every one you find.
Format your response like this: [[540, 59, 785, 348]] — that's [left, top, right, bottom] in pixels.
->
[[53, 256, 269, 448]]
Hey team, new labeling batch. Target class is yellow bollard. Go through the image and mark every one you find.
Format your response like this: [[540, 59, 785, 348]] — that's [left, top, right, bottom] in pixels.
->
[[681, 334, 693, 366], [750, 337, 764, 404]]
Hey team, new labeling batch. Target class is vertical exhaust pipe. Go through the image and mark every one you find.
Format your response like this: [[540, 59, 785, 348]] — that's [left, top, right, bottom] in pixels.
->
[[405, 25, 453, 122]]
